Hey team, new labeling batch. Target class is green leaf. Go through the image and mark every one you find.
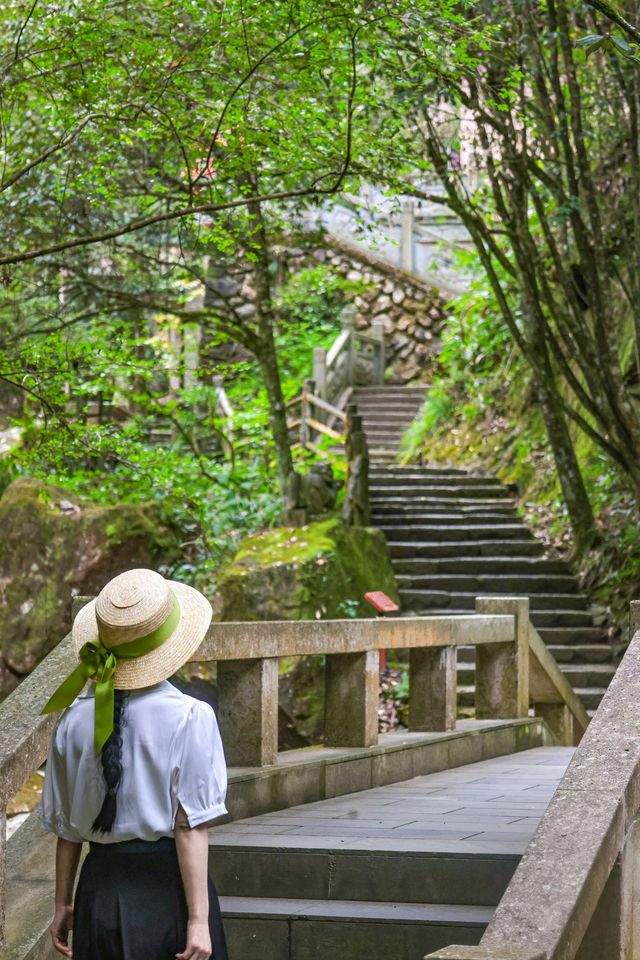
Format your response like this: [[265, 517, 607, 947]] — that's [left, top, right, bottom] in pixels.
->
[[610, 34, 632, 54]]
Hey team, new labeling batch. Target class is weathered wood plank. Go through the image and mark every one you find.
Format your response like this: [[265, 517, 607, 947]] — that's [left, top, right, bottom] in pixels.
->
[[305, 417, 344, 440], [302, 393, 347, 423]]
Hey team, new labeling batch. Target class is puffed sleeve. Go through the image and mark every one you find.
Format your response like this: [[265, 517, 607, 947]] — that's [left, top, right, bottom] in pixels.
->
[[40, 720, 84, 842], [173, 701, 228, 828]]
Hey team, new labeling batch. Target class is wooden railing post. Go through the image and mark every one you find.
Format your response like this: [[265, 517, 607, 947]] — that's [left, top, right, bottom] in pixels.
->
[[300, 377, 314, 449], [475, 596, 529, 719], [342, 307, 356, 385], [217, 658, 279, 766], [313, 347, 328, 402], [325, 651, 378, 747], [342, 406, 370, 526], [409, 645, 457, 731]]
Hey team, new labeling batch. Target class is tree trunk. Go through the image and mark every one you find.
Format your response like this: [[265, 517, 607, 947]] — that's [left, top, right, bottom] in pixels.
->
[[256, 333, 294, 499], [534, 366, 597, 551], [246, 190, 294, 500], [521, 294, 597, 550]]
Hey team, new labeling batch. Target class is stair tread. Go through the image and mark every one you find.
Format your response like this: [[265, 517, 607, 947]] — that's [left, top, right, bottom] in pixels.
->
[[219, 895, 492, 925], [387, 540, 543, 550], [559, 662, 616, 674], [397, 589, 587, 602], [396, 574, 575, 584]]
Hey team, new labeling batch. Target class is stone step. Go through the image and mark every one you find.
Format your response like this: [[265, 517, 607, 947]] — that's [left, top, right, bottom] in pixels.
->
[[369, 466, 470, 477], [376, 512, 520, 526], [567, 687, 606, 711], [546, 643, 622, 663], [369, 468, 487, 478], [357, 408, 423, 418], [537, 626, 608, 645], [388, 540, 545, 559], [361, 425, 416, 434], [402, 607, 594, 628], [370, 484, 510, 499], [457, 685, 605, 712], [455, 644, 618, 665], [354, 386, 427, 395], [456, 662, 615, 688], [395, 574, 578, 594], [210, 843, 515, 908], [397, 591, 588, 613], [371, 500, 517, 515], [363, 436, 406, 446], [559, 663, 617, 685], [391, 557, 569, 575], [379, 524, 534, 543], [359, 409, 423, 419], [354, 397, 426, 406], [218, 895, 489, 959], [370, 474, 501, 488], [362, 423, 411, 431]]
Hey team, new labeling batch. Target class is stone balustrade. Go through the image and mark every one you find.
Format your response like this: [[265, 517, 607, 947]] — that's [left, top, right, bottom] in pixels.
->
[[424, 601, 640, 960], [0, 596, 589, 951]]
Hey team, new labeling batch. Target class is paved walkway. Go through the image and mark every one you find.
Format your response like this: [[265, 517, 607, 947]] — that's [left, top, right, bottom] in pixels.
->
[[211, 746, 574, 856]]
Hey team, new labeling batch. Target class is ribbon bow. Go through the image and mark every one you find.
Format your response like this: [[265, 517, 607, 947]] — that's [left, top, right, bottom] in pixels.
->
[[42, 594, 180, 753]]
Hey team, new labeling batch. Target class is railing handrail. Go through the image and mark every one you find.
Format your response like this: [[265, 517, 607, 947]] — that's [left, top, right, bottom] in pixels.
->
[[326, 327, 351, 369], [0, 606, 588, 806], [0, 611, 512, 808], [0, 597, 593, 951], [528, 622, 589, 737], [426, 606, 638, 960], [301, 391, 347, 424]]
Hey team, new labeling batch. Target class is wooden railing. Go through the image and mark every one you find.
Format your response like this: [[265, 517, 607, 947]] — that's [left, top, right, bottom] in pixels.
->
[[0, 595, 589, 950], [286, 380, 347, 459], [426, 602, 640, 960]]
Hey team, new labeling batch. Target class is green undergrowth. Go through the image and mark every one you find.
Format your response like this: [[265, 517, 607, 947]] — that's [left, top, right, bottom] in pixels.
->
[[400, 275, 640, 637]]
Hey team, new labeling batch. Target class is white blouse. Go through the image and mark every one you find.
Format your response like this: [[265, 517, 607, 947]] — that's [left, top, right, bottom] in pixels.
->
[[41, 680, 228, 843]]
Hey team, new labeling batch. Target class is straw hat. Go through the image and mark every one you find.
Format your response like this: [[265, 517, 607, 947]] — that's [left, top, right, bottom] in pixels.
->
[[72, 568, 212, 689]]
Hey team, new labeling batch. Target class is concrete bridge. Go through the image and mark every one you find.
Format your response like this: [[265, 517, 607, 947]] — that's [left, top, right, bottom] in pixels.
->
[[4, 587, 626, 960]]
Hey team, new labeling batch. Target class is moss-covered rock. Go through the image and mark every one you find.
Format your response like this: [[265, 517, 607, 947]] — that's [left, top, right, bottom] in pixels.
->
[[0, 478, 180, 696], [217, 518, 398, 621], [218, 518, 399, 744]]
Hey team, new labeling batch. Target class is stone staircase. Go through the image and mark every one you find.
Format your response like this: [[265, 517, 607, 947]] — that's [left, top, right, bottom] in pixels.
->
[[209, 723, 562, 960], [353, 386, 621, 716]]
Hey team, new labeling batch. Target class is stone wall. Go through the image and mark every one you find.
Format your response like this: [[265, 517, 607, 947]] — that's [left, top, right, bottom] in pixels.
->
[[195, 236, 449, 383], [285, 237, 449, 383]]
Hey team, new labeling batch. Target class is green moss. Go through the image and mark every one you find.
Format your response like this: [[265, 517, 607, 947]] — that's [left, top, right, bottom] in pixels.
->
[[230, 518, 338, 571], [0, 478, 180, 690], [218, 518, 398, 622]]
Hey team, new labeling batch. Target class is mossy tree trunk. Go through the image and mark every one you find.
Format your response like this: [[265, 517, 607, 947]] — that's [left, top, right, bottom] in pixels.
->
[[246, 189, 294, 500]]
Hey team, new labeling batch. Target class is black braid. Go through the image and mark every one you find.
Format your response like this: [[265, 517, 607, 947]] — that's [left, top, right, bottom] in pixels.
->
[[91, 690, 128, 834]]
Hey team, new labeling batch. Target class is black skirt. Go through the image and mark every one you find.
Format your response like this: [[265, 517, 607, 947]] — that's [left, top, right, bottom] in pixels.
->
[[73, 837, 229, 960]]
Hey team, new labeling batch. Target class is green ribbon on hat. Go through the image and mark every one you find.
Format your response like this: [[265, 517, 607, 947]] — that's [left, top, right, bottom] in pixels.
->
[[41, 594, 181, 753]]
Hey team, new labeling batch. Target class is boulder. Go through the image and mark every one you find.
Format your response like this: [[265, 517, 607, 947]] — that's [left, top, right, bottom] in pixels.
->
[[0, 478, 180, 696], [217, 518, 399, 743], [218, 517, 398, 622]]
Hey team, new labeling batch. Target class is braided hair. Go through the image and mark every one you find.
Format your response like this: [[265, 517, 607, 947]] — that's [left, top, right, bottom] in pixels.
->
[[91, 690, 128, 834]]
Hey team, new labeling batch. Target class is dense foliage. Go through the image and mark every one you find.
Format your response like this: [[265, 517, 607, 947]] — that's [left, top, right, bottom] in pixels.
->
[[4, 0, 640, 589]]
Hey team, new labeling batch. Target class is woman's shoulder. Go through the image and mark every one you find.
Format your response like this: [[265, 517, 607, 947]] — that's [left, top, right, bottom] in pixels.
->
[[129, 680, 216, 723]]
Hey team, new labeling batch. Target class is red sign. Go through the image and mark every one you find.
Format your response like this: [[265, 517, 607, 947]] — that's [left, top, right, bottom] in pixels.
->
[[364, 591, 399, 614]]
